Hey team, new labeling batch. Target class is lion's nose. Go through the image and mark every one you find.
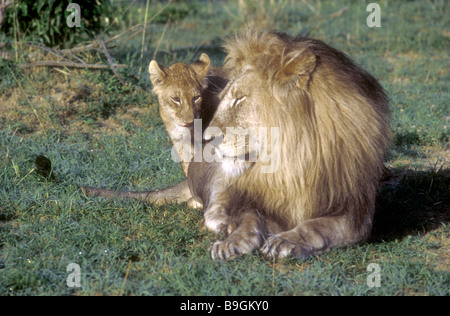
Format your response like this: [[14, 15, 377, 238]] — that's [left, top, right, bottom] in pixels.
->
[[203, 126, 223, 142], [181, 120, 194, 127]]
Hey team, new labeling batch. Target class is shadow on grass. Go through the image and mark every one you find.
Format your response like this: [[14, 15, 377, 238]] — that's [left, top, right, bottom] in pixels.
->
[[394, 131, 449, 148], [371, 167, 449, 242]]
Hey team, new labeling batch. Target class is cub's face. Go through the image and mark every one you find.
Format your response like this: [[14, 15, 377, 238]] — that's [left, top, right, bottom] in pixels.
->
[[155, 75, 202, 127], [149, 54, 210, 127]]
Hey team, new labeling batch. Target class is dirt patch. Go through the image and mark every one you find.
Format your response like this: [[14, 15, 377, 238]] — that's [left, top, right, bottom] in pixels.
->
[[425, 232, 450, 272], [0, 71, 157, 138]]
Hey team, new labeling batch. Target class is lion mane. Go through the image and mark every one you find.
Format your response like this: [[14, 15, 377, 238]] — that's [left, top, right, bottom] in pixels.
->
[[219, 31, 391, 249]]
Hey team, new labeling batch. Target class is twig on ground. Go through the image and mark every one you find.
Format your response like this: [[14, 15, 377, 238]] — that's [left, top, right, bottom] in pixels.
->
[[100, 38, 125, 85], [20, 61, 127, 69], [4, 1, 173, 77]]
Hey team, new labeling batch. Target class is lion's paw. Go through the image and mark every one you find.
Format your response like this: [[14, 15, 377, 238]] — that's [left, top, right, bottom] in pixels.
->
[[204, 212, 235, 235], [210, 237, 255, 260], [260, 235, 300, 260]]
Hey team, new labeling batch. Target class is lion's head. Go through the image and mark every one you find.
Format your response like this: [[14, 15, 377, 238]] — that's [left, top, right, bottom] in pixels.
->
[[205, 31, 391, 236]]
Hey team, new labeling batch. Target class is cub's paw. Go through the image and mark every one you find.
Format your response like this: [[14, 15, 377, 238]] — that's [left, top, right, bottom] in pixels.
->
[[187, 197, 203, 210]]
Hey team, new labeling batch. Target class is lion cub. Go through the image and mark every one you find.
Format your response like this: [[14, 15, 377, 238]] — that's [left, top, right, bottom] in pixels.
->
[[82, 54, 227, 206], [83, 55, 261, 259], [149, 53, 226, 177]]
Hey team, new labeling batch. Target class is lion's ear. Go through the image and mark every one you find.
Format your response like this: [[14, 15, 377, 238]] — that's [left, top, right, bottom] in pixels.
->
[[149, 60, 167, 86], [282, 51, 316, 88], [193, 53, 211, 78]]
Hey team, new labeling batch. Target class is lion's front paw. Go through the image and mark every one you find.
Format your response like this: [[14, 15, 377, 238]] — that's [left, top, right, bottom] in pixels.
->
[[260, 235, 304, 260], [204, 211, 235, 235], [210, 237, 255, 260], [260, 235, 295, 260]]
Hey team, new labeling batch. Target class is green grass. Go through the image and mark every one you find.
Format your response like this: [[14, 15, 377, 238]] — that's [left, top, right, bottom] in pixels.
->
[[0, 0, 449, 296], [1, 128, 448, 296]]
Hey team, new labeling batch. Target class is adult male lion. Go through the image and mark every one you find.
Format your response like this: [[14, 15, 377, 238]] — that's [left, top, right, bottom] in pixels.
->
[[197, 31, 391, 260]]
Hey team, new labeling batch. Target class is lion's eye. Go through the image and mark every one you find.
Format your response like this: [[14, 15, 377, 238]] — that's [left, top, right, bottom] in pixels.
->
[[232, 96, 246, 107], [172, 97, 181, 105], [193, 96, 201, 103]]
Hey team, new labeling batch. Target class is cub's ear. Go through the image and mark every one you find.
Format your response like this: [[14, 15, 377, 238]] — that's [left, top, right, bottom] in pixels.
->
[[149, 60, 167, 86], [193, 53, 211, 78], [280, 50, 316, 88]]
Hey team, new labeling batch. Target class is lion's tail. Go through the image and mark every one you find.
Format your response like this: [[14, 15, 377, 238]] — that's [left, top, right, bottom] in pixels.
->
[[80, 180, 192, 205]]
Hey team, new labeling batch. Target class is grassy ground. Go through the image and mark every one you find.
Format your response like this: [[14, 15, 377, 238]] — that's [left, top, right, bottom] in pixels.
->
[[0, 0, 448, 296]]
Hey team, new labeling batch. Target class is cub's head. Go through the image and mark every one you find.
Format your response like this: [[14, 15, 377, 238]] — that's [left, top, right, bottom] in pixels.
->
[[149, 53, 211, 127]]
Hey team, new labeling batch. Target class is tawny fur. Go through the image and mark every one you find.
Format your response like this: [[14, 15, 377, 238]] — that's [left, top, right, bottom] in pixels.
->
[[82, 54, 228, 206], [82, 31, 391, 261], [203, 30, 391, 259]]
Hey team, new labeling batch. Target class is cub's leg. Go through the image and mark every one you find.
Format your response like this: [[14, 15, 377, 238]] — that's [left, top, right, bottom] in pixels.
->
[[81, 180, 196, 206], [210, 208, 266, 260], [188, 161, 232, 233], [260, 214, 367, 260]]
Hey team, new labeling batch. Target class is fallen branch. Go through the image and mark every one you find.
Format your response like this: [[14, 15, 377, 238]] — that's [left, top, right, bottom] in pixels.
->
[[60, 41, 104, 55], [25, 42, 65, 59], [6, 1, 173, 76], [20, 61, 127, 69], [100, 38, 125, 85]]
